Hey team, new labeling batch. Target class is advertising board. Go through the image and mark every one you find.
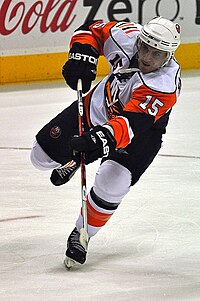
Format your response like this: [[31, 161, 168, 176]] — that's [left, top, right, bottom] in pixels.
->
[[0, 0, 199, 83]]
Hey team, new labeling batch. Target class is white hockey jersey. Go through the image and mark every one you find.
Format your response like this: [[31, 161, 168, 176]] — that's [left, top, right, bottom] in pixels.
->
[[70, 21, 181, 149]]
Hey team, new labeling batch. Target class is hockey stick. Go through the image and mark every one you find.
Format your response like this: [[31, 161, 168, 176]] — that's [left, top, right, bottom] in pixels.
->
[[77, 79, 89, 250], [64, 80, 88, 270]]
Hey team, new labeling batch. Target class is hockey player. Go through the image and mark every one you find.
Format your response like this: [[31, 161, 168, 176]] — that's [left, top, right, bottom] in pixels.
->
[[30, 17, 181, 266]]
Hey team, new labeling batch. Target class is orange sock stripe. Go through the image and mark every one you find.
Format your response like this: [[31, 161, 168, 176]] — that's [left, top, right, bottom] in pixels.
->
[[84, 199, 113, 227]]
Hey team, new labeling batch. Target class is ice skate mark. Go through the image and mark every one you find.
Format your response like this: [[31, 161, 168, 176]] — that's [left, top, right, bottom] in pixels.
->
[[136, 218, 159, 254], [0, 146, 31, 150], [0, 146, 199, 160], [159, 154, 200, 160], [142, 208, 200, 231], [0, 215, 44, 222]]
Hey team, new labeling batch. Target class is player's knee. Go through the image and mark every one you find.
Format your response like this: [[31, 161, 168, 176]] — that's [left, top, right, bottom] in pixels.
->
[[93, 160, 132, 204], [30, 141, 60, 171]]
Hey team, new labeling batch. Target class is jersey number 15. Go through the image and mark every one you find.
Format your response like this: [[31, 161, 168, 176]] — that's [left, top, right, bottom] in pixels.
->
[[139, 95, 164, 116]]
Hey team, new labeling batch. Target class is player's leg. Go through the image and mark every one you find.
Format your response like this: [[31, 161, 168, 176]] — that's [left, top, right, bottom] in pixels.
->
[[65, 129, 163, 265], [30, 101, 82, 184], [65, 160, 132, 264], [30, 140, 61, 170]]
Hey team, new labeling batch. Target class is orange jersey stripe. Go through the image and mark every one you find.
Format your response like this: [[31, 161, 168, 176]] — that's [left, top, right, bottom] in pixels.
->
[[108, 116, 134, 148], [116, 22, 140, 34], [117, 23, 137, 28], [105, 81, 113, 105], [124, 29, 140, 34]]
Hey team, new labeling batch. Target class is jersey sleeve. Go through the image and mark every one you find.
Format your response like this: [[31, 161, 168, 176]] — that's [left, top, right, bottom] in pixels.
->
[[69, 20, 117, 55], [106, 116, 134, 149]]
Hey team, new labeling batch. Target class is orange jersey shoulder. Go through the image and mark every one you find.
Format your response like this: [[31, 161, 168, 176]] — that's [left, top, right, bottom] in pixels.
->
[[70, 21, 117, 54]]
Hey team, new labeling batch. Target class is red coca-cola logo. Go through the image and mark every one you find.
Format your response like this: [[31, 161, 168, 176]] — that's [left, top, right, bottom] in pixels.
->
[[0, 0, 77, 35]]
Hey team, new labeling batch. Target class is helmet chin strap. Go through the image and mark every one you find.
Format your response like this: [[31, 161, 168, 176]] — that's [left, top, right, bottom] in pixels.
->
[[161, 52, 172, 67]]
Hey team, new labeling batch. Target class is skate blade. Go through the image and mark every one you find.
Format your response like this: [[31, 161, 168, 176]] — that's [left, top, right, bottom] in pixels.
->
[[64, 256, 77, 270]]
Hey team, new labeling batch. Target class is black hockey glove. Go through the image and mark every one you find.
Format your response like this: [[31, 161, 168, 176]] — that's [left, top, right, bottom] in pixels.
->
[[71, 126, 116, 164], [62, 42, 99, 93]]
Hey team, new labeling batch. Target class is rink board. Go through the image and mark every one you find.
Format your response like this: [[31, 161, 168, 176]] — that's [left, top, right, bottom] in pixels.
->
[[0, 43, 200, 84]]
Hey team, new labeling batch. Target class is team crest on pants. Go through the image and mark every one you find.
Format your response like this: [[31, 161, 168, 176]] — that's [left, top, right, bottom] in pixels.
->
[[50, 126, 62, 138]]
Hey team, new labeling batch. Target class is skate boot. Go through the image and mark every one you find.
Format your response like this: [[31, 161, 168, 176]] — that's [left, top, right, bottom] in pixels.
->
[[64, 227, 88, 269], [50, 160, 80, 186]]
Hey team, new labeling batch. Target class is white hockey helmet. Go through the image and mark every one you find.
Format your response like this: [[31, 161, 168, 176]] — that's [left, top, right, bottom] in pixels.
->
[[139, 16, 181, 54]]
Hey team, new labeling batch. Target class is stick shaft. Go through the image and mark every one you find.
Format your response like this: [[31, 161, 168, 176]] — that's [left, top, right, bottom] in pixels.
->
[[77, 79, 88, 231]]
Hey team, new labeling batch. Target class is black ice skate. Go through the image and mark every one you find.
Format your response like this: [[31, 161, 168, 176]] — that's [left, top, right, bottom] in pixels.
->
[[50, 160, 80, 186], [64, 227, 88, 269]]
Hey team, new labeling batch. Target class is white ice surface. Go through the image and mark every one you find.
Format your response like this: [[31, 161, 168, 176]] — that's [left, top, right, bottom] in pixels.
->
[[0, 71, 200, 301]]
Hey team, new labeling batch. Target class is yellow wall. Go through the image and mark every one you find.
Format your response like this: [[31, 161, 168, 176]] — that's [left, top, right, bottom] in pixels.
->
[[175, 43, 200, 70], [0, 43, 199, 84]]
